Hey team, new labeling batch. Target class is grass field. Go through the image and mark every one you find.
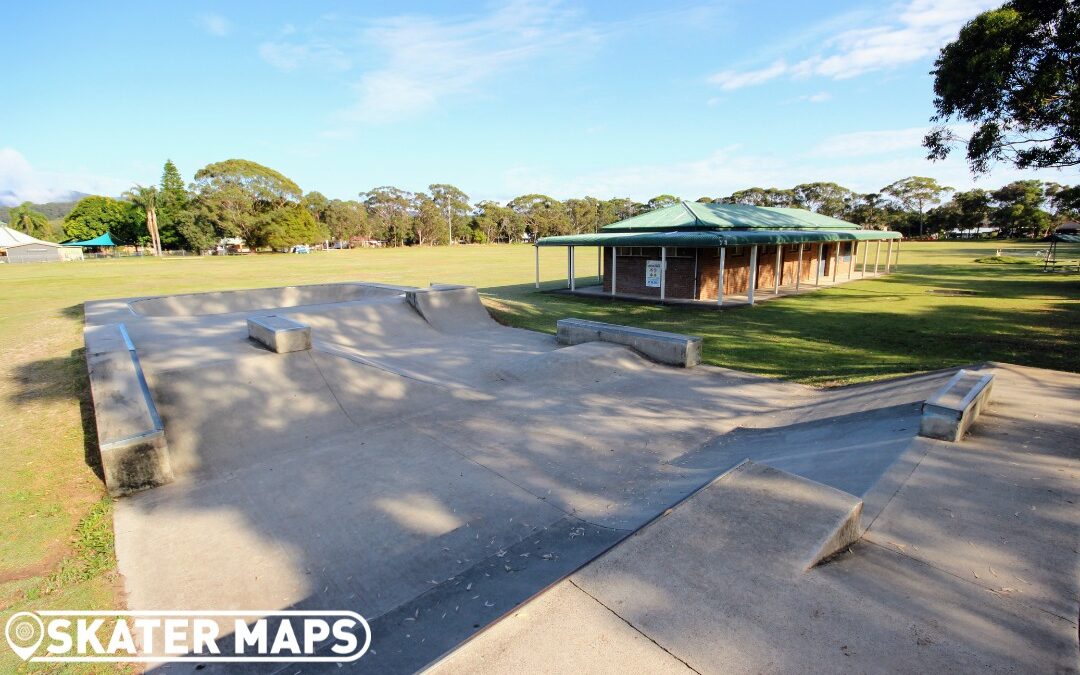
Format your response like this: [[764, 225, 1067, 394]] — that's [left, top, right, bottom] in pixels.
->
[[0, 239, 1076, 671]]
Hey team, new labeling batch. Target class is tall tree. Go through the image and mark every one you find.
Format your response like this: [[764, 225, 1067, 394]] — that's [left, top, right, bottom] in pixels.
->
[[429, 184, 470, 244], [925, 0, 1080, 172], [881, 177, 953, 236], [124, 185, 162, 255], [565, 197, 602, 234], [323, 199, 369, 244], [410, 193, 448, 245], [507, 194, 570, 239], [192, 159, 304, 250], [361, 186, 414, 246], [792, 182, 855, 217], [157, 160, 189, 249], [6, 202, 51, 239], [63, 195, 145, 244], [952, 189, 994, 232], [646, 194, 680, 210], [474, 201, 523, 243], [991, 180, 1052, 237]]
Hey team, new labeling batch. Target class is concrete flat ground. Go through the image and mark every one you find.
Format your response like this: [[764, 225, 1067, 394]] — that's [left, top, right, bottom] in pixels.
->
[[83, 282, 1079, 673]]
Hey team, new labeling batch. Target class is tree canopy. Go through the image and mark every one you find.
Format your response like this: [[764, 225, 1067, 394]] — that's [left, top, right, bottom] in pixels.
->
[[925, 0, 1080, 172], [7, 202, 51, 239]]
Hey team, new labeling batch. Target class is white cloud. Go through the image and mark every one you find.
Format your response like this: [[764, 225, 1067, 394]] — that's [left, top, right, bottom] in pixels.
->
[[800, 92, 831, 103], [708, 0, 999, 89], [810, 124, 974, 158], [196, 12, 231, 37], [708, 60, 787, 91], [0, 148, 132, 207], [280, 2, 601, 129]]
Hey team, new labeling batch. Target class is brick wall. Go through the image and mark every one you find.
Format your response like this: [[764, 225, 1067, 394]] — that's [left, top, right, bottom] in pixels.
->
[[602, 248, 697, 299]]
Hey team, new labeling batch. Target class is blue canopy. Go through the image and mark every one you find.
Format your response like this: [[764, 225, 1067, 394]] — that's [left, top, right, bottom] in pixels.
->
[[63, 232, 116, 247]]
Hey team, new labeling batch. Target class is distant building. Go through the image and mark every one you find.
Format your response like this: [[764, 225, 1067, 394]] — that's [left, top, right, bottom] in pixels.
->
[[536, 202, 900, 306], [0, 225, 83, 263]]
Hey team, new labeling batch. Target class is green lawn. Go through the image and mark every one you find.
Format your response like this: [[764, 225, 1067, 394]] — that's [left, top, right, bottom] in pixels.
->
[[0, 240, 1076, 671]]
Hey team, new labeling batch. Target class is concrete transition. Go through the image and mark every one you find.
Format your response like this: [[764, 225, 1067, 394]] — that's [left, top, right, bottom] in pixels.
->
[[247, 315, 312, 353], [556, 317, 702, 367], [80, 281, 1079, 673], [919, 368, 994, 442], [84, 323, 173, 496]]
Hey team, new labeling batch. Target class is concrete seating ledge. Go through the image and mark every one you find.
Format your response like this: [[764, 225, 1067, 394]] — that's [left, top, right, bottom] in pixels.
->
[[86, 324, 174, 496], [247, 315, 312, 353], [919, 368, 994, 442], [556, 318, 702, 368]]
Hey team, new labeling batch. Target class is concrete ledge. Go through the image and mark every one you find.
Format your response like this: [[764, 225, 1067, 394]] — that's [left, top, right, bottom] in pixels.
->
[[247, 315, 312, 353], [919, 369, 994, 442], [85, 324, 173, 496], [556, 318, 702, 368]]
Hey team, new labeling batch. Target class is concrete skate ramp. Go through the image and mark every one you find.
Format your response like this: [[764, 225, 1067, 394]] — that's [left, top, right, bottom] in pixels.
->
[[129, 283, 401, 317], [405, 284, 501, 334], [491, 341, 655, 390], [148, 349, 464, 477]]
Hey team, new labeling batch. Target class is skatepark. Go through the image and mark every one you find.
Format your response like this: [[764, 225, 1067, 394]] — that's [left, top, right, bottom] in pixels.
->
[[82, 282, 1079, 672]]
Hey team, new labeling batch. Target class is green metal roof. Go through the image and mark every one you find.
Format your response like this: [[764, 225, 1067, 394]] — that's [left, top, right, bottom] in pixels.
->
[[537, 229, 900, 247], [600, 201, 861, 232]]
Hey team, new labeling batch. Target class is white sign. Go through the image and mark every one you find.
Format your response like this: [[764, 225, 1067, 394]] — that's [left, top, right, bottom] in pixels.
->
[[645, 260, 662, 288]]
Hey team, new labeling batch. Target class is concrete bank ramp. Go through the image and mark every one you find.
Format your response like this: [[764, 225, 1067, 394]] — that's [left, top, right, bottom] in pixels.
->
[[129, 282, 401, 317], [405, 284, 500, 334], [429, 461, 863, 673], [491, 341, 656, 390], [147, 349, 465, 477]]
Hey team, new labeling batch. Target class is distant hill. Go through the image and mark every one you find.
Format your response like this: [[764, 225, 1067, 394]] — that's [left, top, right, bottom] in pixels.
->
[[0, 193, 89, 222]]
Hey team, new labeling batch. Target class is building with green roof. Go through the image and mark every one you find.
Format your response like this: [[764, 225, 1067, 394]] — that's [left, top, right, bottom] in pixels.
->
[[535, 201, 901, 305]]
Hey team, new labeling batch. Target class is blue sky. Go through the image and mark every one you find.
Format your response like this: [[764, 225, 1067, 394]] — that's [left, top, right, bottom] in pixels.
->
[[0, 0, 1070, 206]]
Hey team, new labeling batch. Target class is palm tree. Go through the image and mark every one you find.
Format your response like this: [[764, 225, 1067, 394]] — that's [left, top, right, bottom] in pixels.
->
[[125, 185, 161, 255]]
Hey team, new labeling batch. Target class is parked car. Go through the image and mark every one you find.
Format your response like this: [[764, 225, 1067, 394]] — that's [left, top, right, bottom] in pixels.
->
[[290, 245, 310, 254]]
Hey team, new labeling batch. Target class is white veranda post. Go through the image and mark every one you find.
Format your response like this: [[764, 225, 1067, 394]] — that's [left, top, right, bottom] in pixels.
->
[[833, 244, 841, 282], [815, 243, 823, 286], [874, 240, 882, 274], [886, 239, 894, 273], [848, 243, 855, 279], [534, 245, 539, 289], [597, 247, 602, 282], [569, 247, 576, 290], [861, 241, 869, 276], [748, 245, 758, 305], [774, 246, 782, 294], [796, 242, 804, 291], [660, 247, 667, 301]]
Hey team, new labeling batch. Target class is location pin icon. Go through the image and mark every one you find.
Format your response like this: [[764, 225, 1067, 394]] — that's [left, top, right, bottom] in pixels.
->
[[5, 612, 44, 661]]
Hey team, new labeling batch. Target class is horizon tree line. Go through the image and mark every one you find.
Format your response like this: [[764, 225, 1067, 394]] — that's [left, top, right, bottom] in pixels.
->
[[3, 158, 1078, 253]]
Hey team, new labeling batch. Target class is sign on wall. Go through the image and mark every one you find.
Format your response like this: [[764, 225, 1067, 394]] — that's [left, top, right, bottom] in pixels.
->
[[645, 260, 662, 288]]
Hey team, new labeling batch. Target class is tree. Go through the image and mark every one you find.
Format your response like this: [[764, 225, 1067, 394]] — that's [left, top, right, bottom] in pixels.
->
[[646, 194, 680, 210], [361, 186, 414, 246], [7, 202, 50, 239], [792, 182, 855, 217], [157, 160, 189, 249], [507, 194, 570, 239], [192, 159, 304, 250], [63, 195, 145, 244], [881, 177, 953, 236], [728, 187, 797, 207], [175, 209, 217, 254], [565, 197, 602, 234], [925, 0, 1080, 172], [302, 191, 331, 223], [952, 189, 994, 232], [262, 204, 323, 250], [991, 180, 1052, 236], [847, 193, 888, 228], [124, 185, 162, 255], [429, 184, 470, 244], [411, 193, 448, 245], [323, 200, 369, 243], [1046, 182, 1080, 218], [474, 201, 523, 242]]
